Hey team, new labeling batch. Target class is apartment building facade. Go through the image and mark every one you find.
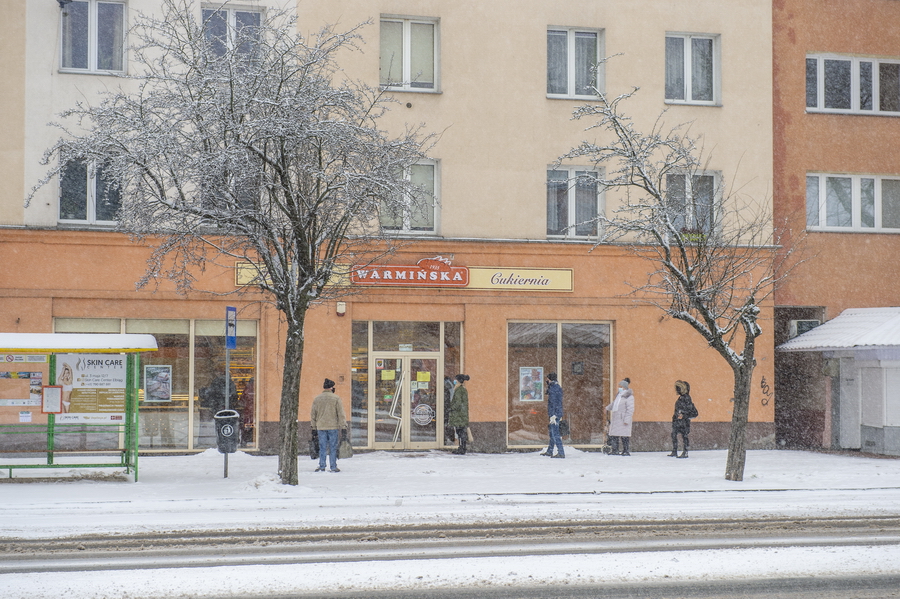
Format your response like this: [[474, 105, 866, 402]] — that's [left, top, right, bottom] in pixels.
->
[[773, 0, 900, 455], [1, 0, 775, 455]]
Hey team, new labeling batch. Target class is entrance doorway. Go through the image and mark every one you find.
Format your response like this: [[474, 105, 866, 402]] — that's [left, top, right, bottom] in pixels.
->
[[372, 355, 441, 449]]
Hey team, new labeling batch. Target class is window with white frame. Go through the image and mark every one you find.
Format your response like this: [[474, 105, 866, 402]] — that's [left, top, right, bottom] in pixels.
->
[[665, 34, 719, 104], [806, 55, 900, 114], [806, 173, 900, 232], [380, 17, 438, 91], [547, 28, 601, 98], [60, 0, 125, 73], [380, 162, 438, 233], [546, 168, 599, 238], [59, 159, 121, 224], [665, 173, 716, 234], [202, 6, 262, 58]]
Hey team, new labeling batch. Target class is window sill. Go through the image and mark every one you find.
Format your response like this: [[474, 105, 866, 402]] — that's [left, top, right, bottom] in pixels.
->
[[546, 94, 600, 101], [58, 69, 126, 77], [380, 86, 441, 94], [664, 100, 721, 107], [807, 227, 900, 234], [806, 108, 900, 117]]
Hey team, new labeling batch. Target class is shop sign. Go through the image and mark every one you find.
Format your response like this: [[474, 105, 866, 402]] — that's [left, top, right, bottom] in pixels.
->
[[467, 268, 573, 292], [351, 256, 469, 287]]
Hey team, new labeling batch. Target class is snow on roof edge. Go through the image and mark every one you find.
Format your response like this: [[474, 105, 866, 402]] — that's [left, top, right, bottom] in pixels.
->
[[0, 333, 158, 353], [777, 307, 900, 352]]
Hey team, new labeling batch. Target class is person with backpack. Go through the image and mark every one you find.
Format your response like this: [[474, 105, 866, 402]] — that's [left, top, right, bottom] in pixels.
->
[[669, 380, 698, 458]]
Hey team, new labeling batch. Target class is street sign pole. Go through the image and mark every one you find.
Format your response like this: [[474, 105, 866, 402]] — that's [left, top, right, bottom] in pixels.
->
[[224, 307, 237, 478]]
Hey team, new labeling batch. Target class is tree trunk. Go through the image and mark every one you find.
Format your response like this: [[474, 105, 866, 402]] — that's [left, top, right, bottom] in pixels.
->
[[724, 364, 754, 481], [277, 307, 308, 485]]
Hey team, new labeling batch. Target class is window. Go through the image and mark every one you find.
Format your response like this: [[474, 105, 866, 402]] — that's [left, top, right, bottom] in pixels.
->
[[806, 55, 900, 114], [666, 173, 716, 234], [59, 160, 121, 224], [547, 28, 601, 98], [60, 0, 125, 73], [380, 17, 438, 91], [806, 173, 900, 231], [547, 168, 599, 238], [380, 162, 438, 233], [202, 7, 262, 58], [507, 322, 611, 447], [55, 317, 258, 450], [665, 34, 719, 104]]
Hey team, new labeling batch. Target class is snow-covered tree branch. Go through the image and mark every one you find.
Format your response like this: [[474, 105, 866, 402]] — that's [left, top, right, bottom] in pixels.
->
[[29, 0, 433, 485], [561, 86, 802, 481]]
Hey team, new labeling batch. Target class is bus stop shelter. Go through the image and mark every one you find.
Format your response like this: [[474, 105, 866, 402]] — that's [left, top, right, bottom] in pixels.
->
[[0, 333, 157, 481]]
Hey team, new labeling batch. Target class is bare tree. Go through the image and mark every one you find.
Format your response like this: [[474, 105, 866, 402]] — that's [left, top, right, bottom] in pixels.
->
[[561, 88, 797, 481], [29, 0, 432, 485]]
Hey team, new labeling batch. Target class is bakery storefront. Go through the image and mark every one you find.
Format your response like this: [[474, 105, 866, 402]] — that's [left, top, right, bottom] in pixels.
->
[[315, 252, 615, 453]]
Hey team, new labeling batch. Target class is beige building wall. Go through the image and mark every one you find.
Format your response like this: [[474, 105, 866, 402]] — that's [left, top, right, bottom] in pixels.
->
[[302, 0, 773, 241], [0, 0, 26, 226]]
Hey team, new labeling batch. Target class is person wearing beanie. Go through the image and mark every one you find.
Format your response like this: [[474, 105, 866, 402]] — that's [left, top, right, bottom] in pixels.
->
[[669, 380, 698, 458], [541, 372, 565, 458], [606, 378, 634, 456], [448, 374, 470, 454], [310, 378, 347, 472]]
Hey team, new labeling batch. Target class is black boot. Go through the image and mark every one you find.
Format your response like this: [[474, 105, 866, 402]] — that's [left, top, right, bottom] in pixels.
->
[[677, 450, 688, 458], [667, 447, 678, 457]]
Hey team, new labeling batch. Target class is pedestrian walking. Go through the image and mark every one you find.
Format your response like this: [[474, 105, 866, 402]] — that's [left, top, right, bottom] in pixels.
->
[[607, 378, 635, 456], [541, 372, 565, 458], [310, 378, 347, 472], [669, 380, 698, 458], [448, 374, 470, 454]]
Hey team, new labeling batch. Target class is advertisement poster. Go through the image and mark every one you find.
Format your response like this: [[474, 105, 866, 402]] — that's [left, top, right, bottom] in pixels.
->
[[55, 354, 127, 422], [144, 365, 172, 403], [519, 367, 544, 402]]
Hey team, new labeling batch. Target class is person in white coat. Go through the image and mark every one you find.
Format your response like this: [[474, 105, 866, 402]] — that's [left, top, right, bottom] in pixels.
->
[[606, 378, 635, 456]]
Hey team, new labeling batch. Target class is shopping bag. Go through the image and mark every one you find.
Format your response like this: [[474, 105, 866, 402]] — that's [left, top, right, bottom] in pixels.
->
[[309, 430, 319, 459], [338, 428, 353, 458], [338, 439, 354, 459]]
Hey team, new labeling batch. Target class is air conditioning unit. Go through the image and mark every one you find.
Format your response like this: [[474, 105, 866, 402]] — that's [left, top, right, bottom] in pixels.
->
[[789, 319, 820, 338]]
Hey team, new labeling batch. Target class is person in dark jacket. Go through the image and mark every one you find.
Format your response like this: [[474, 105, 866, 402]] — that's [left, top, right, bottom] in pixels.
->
[[448, 374, 470, 454], [541, 372, 565, 458], [669, 380, 698, 458]]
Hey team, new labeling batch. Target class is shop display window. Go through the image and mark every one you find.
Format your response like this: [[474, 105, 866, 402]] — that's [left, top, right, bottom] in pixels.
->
[[54, 317, 257, 451], [507, 322, 610, 446]]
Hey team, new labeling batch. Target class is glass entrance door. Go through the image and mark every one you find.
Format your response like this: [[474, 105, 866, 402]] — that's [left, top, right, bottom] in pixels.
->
[[373, 356, 440, 449]]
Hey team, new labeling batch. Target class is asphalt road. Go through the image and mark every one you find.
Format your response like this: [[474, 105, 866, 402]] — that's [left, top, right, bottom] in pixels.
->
[[5, 516, 900, 597]]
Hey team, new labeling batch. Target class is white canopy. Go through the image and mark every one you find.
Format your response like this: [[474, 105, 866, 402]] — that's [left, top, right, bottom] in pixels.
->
[[0, 333, 158, 354], [778, 307, 900, 353]]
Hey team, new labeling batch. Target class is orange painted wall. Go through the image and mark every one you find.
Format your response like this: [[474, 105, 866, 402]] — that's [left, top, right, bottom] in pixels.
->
[[774, 0, 900, 317], [1, 230, 776, 445]]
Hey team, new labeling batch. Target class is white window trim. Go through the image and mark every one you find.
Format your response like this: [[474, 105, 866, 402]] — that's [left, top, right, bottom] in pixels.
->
[[546, 26, 604, 99], [806, 54, 900, 115], [546, 166, 602, 240], [806, 172, 900, 232], [383, 160, 440, 235], [380, 16, 440, 93], [58, 160, 119, 226], [664, 33, 721, 106], [58, 0, 126, 74]]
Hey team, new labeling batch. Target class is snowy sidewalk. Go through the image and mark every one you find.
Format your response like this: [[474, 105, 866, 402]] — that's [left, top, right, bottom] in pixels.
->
[[2, 448, 900, 539]]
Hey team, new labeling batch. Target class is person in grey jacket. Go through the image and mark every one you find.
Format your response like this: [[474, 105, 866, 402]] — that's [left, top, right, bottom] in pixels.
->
[[606, 378, 635, 456], [310, 378, 347, 472]]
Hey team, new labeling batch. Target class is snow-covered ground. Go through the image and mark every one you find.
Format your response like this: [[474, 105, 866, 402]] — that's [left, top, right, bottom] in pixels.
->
[[3, 448, 900, 597]]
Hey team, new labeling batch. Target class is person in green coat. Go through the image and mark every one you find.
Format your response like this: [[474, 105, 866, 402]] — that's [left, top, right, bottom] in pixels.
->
[[448, 374, 470, 454]]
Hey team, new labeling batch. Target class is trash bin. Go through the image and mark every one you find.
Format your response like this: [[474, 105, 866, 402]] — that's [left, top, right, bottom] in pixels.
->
[[214, 409, 240, 454]]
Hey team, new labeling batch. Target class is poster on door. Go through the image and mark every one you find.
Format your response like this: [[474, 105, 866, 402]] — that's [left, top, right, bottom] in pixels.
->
[[55, 354, 127, 423]]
